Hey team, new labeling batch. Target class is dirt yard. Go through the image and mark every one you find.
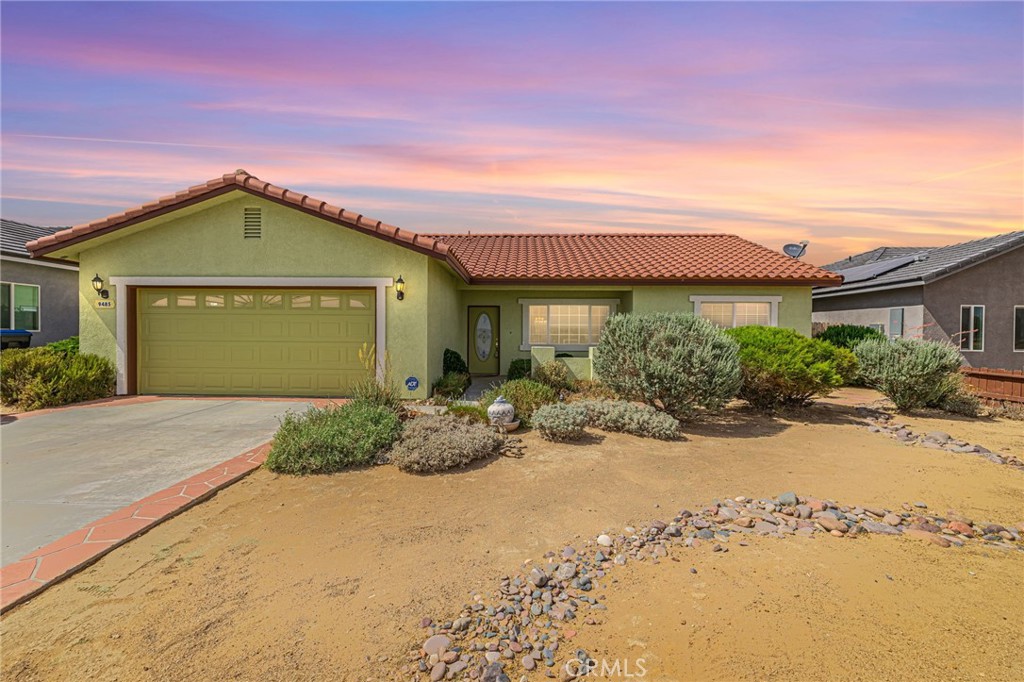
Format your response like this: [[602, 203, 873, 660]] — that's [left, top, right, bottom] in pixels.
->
[[2, 391, 1022, 681]]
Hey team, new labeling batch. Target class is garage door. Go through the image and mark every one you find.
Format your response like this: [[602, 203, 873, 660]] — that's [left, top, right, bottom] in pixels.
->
[[137, 288, 375, 396]]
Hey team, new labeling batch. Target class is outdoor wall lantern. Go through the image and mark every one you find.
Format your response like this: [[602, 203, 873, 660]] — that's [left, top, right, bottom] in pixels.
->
[[91, 274, 110, 299], [395, 275, 406, 301]]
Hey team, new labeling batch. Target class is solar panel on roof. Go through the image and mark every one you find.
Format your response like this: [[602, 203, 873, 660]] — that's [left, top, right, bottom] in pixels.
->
[[834, 255, 920, 284]]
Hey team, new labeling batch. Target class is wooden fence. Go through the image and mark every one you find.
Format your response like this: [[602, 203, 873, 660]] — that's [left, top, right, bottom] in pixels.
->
[[962, 367, 1024, 404]]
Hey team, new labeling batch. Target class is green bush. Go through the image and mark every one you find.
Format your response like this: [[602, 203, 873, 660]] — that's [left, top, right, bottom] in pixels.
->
[[265, 400, 402, 474], [532, 403, 589, 441], [724, 327, 856, 409], [44, 336, 80, 356], [446, 403, 489, 424], [352, 344, 402, 411], [432, 371, 470, 400], [592, 312, 741, 420], [532, 360, 573, 392], [480, 379, 557, 424], [390, 415, 503, 473], [0, 348, 115, 410], [854, 338, 964, 412], [506, 358, 532, 381], [576, 400, 680, 440], [815, 324, 885, 350], [443, 348, 469, 376]]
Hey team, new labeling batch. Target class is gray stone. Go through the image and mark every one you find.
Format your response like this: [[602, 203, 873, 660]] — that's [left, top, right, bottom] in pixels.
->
[[596, 534, 613, 547], [777, 492, 798, 507], [528, 567, 548, 588], [861, 520, 902, 535], [481, 662, 511, 682], [925, 431, 951, 443], [430, 662, 447, 682]]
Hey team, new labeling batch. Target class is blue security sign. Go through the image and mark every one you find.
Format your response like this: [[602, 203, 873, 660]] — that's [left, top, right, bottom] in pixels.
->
[[405, 376, 420, 391]]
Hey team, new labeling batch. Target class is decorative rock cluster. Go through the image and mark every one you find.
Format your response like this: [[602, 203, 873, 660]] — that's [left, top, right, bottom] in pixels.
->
[[400, 493, 1023, 680], [859, 407, 1024, 469]]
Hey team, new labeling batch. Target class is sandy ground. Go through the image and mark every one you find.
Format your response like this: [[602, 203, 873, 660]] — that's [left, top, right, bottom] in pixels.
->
[[2, 390, 1022, 681]]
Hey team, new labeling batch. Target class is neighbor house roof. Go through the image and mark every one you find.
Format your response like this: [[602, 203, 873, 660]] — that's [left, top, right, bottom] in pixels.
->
[[1, 218, 74, 262], [26, 171, 841, 286], [814, 230, 1024, 298]]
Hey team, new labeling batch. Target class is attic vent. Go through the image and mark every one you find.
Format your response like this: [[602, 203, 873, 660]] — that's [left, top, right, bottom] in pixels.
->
[[243, 207, 262, 239]]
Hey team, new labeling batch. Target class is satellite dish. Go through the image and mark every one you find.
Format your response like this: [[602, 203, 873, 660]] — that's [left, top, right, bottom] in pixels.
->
[[783, 241, 809, 258]]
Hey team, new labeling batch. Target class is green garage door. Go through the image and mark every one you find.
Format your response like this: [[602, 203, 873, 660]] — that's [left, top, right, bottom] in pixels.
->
[[137, 288, 375, 396]]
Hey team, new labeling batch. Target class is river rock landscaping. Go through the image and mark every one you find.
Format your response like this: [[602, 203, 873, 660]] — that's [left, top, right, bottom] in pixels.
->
[[859, 407, 1024, 469], [402, 492, 1023, 680]]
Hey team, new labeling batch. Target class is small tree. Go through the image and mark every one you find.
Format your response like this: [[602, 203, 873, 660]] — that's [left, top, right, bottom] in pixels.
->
[[853, 338, 964, 412], [815, 324, 884, 349], [592, 313, 741, 420]]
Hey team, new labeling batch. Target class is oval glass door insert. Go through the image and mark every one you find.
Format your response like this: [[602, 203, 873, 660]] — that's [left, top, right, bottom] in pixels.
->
[[475, 313, 493, 361]]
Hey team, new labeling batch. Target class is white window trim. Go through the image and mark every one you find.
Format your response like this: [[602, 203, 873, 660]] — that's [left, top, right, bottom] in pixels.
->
[[109, 276, 393, 395], [689, 295, 781, 328], [1, 280, 42, 332], [1014, 305, 1023, 353], [959, 304, 985, 352], [517, 298, 619, 351]]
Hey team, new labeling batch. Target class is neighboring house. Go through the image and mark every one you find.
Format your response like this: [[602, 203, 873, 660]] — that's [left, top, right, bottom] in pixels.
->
[[26, 170, 840, 398], [812, 231, 1024, 370], [1, 218, 79, 345]]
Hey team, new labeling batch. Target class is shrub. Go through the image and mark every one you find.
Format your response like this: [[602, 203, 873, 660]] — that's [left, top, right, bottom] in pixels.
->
[[390, 415, 503, 473], [0, 348, 115, 410], [576, 400, 679, 440], [432, 371, 470, 400], [480, 379, 557, 424], [566, 379, 618, 402], [265, 399, 402, 474], [506, 358, 532, 381], [532, 403, 589, 441], [353, 343, 402, 411], [532, 360, 573, 392], [592, 312, 741, 420], [443, 348, 469, 376], [854, 338, 963, 412], [724, 327, 856, 409], [446, 403, 489, 424], [815, 324, 885, 350], [44, 336, 80, 356], [935, 375, 981, 417]]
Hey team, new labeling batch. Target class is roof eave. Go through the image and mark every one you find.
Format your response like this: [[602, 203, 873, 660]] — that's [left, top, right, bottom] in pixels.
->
[[464, 276, 841, 287]]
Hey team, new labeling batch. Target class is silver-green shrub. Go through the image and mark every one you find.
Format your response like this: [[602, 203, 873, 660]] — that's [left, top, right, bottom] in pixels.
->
[[533, 360, 573, 392], [576, 400, 679, 440], [592, 313, 741, 420], [853, 338, 964, 412], [532, 403, 589, 441], [390, 415, 503, 473]]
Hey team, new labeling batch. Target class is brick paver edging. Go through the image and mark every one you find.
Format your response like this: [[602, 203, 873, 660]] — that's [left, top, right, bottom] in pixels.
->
[[0, 442, 272, 614]]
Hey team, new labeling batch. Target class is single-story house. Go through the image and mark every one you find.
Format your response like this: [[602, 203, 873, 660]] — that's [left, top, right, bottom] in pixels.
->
[[1, 218, 79, 346], [812, 231, 1024, 370], [26, 170, 841, 398]]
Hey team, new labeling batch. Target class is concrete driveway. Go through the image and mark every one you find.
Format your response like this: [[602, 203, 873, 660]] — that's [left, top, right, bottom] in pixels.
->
[[1, 398, 311, 563]]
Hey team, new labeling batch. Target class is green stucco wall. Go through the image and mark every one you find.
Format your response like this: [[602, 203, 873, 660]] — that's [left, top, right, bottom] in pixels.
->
[[71, 192, 436, 398], [631, 285, 813, 335], [426, 259, 464, 384]]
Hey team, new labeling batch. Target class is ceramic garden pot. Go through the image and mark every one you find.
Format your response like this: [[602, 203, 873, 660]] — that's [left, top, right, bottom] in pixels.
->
[[487, 396, 515, 426]]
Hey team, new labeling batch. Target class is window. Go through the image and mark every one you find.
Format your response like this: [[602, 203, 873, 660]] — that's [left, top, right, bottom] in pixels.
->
[[290, 294, 312, 308], [520, 299, 618, 349], [233, 294, 255, 308], [690, 296, 778, 329], [959, 305, 984, 351], [319, 294, 341, 309], [176, 294, 197, 308], [204, 294, 225, 308], [1014, 306, 1024, 353], [888, 308, 904, 339], [1, 282, 41, 331]]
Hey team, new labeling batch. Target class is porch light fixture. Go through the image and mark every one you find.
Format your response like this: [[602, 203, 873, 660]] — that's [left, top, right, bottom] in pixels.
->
[[395, 275, 405, 301], [91, 274, 110, 299]]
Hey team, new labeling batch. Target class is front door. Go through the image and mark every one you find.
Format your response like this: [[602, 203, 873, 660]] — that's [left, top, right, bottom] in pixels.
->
[[468, 306, 500, 375]]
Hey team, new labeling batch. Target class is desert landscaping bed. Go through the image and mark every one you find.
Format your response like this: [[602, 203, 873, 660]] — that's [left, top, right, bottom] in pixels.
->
[[1, 394, 1022, 681]]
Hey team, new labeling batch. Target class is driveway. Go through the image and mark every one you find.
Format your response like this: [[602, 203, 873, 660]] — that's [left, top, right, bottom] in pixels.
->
[[1, 398, 310, 563]]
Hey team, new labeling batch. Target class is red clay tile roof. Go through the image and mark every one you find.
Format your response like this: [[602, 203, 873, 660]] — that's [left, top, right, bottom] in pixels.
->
[[428, 233, 841, 285], [27, 171, 841, 286]]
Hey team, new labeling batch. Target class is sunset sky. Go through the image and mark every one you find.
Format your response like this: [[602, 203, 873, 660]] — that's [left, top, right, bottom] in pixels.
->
[[1, 1, 1021, 265]]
